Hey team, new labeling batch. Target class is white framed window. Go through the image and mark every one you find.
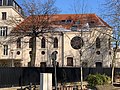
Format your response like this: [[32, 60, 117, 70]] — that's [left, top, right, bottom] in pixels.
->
[[0, 27, 7, 36], [0, 0, 8, 6], [3, 45, 8, 55], [2, 12, 7, 20]]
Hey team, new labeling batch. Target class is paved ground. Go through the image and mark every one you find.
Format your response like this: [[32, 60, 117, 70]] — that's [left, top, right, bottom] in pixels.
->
[[0, 85, 40, 90], [0, 84, 120, 90], [96, 85, 120, 90]]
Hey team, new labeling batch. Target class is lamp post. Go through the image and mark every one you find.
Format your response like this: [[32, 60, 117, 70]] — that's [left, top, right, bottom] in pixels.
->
[[70, 36, 84, 90], [51, 51, 58, 90], [79, 50, 83, 90]]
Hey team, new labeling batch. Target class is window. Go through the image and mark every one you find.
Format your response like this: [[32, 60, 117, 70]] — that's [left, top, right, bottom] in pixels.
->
[[29, 38, 33, 48], [71, 25, 77, 31], [96, 51, 100, 55], [8, 0, 13, 6], [0, 27, 7, 36], [17, 38, 21, 48], [67, 57, 73, 66], [3, 45, 8, 55], [96, 37, 100, 48], [54, 37, 58, 48], [108, 38, 111, 49], [96, 62, 102, 68], [75, 20, 80, 24], [2, 12, 7, 20], [0, 0, 2, 6], [3, 0, 8, 6], [41, 37, 45, 48]]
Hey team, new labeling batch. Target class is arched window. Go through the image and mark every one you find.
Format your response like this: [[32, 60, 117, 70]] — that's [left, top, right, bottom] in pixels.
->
[[29, 38, 33, 48], [96, 37, 100, 48], [17, 38, 21, 48], [54, 37, 58, 48], [108, 38, 111, 49], [41, 37, 46, 48]]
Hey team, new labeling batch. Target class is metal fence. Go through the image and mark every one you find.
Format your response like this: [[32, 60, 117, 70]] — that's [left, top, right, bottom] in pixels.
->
[[0, 67, 119, 88]]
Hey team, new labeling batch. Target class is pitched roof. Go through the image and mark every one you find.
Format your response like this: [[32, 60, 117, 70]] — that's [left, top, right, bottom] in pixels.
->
[[14, 13, 111, 32]]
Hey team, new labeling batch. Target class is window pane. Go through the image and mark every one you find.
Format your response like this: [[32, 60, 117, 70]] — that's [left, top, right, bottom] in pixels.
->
[[29, 38, 33, 48], [17, 38, 21, 48], [3, 0, 7, 5], [2, 12, 7, 20], [8, 0, 13, 6], [67, 57, 73, 66], [54, 37, 58, 48], [96, 37, 100, 48], [3, 45, 8, 55], [0, 0, 2, 6], [0, 27, 7, 36], [41, 37, 46, 48]]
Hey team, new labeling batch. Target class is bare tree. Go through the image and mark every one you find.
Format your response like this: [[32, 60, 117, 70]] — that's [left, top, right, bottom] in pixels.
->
[[12, 0, 59, 67], [101, 0, 120, 85]]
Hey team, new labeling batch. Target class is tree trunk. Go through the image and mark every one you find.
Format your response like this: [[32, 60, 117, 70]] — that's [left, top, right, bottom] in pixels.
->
[[30, 32, 36, 67]]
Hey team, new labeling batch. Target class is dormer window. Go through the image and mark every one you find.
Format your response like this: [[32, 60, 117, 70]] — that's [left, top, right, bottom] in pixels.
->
[[66, 20, 72, 23], [60, 20, 72, 24], [75, 20, 80, 24], [71, 25, 77, 31], [89, 21, 95, 27], [61, 20, 66, 24]]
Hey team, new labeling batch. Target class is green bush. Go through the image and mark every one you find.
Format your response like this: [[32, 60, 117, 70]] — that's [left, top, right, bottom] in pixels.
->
[[86, 74, 111, 88]]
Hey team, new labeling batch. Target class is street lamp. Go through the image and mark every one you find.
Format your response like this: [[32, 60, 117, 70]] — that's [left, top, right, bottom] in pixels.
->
[[51, 51, 58, 90], [70, 36, 84, 90]]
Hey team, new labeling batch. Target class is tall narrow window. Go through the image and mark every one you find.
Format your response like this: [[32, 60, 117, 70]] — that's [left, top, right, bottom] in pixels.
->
[[17, 38, 21, 48], [41, 37, 45, 48], [3, 0, 8, 6], [0, 27, 7, 36], [2, 12, 7, 20], [3, 45, 8, 55], [8, 0, 12, 6], [108, 38, 111, 49], [29, 38, 33, 48], [96, 37, 100, 48], [67, 57, 73, 66], [54, 37, 58, 48], [0, 0, 2, 6]]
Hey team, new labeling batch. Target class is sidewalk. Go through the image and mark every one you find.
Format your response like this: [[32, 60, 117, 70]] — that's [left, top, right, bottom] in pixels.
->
[[0, 85, 40, 90]]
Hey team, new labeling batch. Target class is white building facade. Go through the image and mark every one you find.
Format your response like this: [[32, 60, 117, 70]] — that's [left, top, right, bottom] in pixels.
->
[[0, 1, 113, 67], [0, 0, 24, 67], [7, 14, 113, 67]]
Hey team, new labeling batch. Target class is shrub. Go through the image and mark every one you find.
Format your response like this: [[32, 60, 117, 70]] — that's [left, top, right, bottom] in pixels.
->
[[86, 74, 111, 88]]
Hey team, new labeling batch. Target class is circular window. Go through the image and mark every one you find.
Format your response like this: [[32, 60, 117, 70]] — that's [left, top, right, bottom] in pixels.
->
[[41, 51, 45, 55], [96, 51, 100, 55], [71, 36, 84, 49], [17, 51, 20, 55]]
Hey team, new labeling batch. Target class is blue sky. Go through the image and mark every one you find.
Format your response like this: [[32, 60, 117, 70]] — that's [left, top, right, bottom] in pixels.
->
[[16, 0, 104, 16]]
